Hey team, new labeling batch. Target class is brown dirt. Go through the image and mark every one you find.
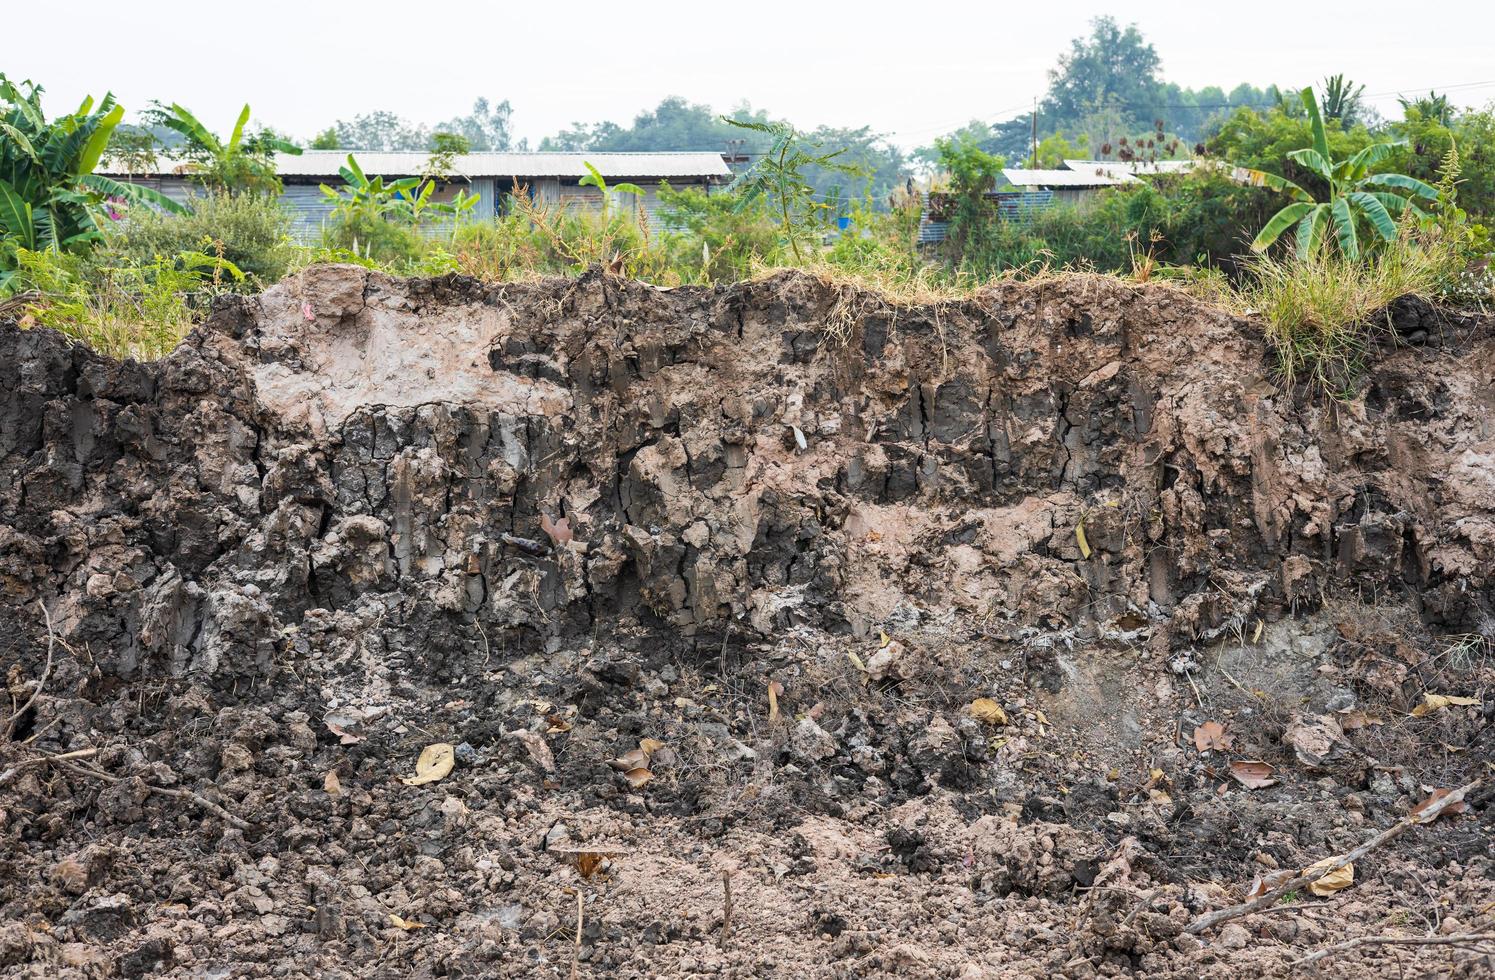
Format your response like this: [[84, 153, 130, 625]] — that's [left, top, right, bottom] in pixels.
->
[[1, 266, 1492, 978]]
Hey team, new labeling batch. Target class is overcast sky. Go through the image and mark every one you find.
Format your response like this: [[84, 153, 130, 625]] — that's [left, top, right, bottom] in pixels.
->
[[11, 1, 1495, 150]]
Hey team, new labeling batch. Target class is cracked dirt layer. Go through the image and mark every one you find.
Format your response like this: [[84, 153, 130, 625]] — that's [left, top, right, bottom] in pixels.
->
[[1, 266, 1492, 978]]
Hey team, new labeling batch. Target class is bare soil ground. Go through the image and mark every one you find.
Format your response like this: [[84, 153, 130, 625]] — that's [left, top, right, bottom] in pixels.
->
[[1, 267, 1492, 978]]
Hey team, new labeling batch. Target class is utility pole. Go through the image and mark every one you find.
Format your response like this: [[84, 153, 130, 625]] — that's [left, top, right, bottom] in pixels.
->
[[1030, 98, 1038, 169]]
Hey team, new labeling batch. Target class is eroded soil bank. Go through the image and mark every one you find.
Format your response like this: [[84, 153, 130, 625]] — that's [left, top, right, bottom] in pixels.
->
[[1, 266, 1492, 978]]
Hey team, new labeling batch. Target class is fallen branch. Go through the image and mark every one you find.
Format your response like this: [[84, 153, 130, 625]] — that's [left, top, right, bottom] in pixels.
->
[[51, 757, 253, 832], [1292, 933, 1495, 967], [0, 747, 99, 788], [1185, 780, 1479, 935], [3, 601, 56, 741], [720, 870, 734, 948]]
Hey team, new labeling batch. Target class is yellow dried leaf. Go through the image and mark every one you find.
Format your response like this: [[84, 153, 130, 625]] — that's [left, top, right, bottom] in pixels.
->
[[400, 743, 455, 786], [639, 738, 666, 755], [388, 913, 426, 930], [846, 651, 867, 672], [767, 680, 783, 723], [1075, 520, 1091, 559], [1303, 858, 1354, 896], [623, 767, 653, 789], [969, 698, 1008, 726], [1411, 693, 1481, 717], [878, 629, 891, 648], [324, 770, 342, 796], [1251, 619, 1263, 644]]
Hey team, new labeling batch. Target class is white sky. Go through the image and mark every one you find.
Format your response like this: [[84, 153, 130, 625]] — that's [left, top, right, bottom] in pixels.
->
[[11, 0, 1495, 150]]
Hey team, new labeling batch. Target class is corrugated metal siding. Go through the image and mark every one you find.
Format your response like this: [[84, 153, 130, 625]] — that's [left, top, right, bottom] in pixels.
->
[[550, 182, 682, 232], [1002, 168, 1135, 188], [261, 150, 732, 180], [917, 191, 1057, 243], [279, 184, 336, 243]]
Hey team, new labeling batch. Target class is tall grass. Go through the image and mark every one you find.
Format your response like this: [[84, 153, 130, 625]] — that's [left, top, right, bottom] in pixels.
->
[[1239, 229, 1459, 391]]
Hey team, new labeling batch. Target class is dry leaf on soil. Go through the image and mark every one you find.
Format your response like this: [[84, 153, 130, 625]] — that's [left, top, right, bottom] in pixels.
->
[[1229, 759, 1278, 789], [1337, 709, 1384, 731], [388, 914, 426, 931], [575, 852, 604, 878], [540, 513, 573, 547], [610, 747, 650, 771], [324, 770, 342, 796], [400, 743, 455, 786], [969, 698, 1009, 726], [1302, 857, 1354, 896], [1075, 520, 1092, 559], [1246, 869, 1295, 899], [623, 767, 653, 789], [545, 714, 573, 733], [639, 737, 666, 755], [1410, 693, 1481, 717], [506, 729, 555, 773], [1411, 788, 1468, 823], [1192, 721, 1234, 752], [767, 680, 783, 723]]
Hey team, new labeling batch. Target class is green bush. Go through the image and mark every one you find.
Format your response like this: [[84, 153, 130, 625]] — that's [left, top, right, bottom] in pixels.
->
[[106, 191, 296, 285], [656, 183, 786, 282], [8, 246, 235, 360], [319, 208, 425, 266]]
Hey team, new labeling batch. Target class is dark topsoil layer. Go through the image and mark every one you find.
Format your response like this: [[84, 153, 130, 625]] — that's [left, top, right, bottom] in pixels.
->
[[0, 267, 1492, 978]]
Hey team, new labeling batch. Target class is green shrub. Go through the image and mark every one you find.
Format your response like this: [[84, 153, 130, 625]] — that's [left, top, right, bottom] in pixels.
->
[[657, 183, 786, 282], [106, 191, 296, 285], [7, 246, 235, 360], [319, 209, 425, 266]]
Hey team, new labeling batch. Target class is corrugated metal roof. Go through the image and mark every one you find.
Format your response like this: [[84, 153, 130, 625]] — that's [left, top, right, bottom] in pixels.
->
[[1063, 159, 1196, 177], [101, 150, 731, 180], [1003, 168, 1136, 188]]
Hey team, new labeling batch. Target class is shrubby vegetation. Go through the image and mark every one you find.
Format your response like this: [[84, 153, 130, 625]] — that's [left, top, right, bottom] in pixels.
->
[[4, 20, 1495, 394]]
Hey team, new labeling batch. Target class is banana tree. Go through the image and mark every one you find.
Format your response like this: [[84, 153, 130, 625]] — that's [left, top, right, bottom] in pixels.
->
[[320, 154, 477, 226], [2, 74, 184, 290], [579, 161, 643, 218], [1248, 87, 1438, 260], [146, 102, 300, 196]]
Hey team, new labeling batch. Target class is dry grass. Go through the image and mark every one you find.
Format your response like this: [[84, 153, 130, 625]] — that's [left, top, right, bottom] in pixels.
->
[[1235, 232, 1458, 392]]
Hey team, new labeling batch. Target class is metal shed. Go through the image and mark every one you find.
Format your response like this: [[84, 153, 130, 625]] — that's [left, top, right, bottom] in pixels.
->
[[100, 150, 733, 242]]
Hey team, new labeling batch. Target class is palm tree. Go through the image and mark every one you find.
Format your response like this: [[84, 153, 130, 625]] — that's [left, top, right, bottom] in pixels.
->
[[146, 102, 300, 196], [1248, 87, 1438, 259], [1, 75, 184, 290]]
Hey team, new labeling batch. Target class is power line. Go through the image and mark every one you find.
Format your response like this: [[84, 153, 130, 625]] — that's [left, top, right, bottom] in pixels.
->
[[885, 77, 1495, 144]]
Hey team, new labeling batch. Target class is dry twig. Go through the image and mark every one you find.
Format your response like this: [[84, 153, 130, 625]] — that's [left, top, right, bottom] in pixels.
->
[[4, 601, 56, 741], [51, 756, 253, 832], [570, 890, 584, 980], [720, 870, 734, 948], [1185, 781, 1479, 935], [1292, 933, 1495, 967]]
